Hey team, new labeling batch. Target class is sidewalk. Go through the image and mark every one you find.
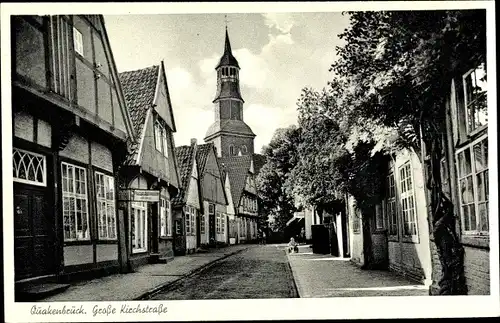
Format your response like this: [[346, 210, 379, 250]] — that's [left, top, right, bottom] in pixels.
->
[[43, 244, 251, 302], [286, 245, 430, 297]]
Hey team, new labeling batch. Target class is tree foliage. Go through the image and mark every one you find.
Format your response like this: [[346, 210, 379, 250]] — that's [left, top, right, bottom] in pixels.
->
[[256, 125, 301, 232], [331, 10, 486, 294]]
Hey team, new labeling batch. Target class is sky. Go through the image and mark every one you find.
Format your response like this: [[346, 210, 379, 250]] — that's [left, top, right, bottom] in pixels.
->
[[104, 12, 350, 153]]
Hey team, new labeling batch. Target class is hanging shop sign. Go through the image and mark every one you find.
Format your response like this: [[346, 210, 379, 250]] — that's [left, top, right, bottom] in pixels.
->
[[118, 189, 160, 202]]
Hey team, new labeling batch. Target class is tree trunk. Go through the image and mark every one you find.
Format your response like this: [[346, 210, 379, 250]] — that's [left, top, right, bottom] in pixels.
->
[[361, 210, 374, 269], [426, 132, 467, 295]]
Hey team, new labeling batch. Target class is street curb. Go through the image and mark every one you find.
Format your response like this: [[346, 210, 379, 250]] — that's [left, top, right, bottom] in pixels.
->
[[134, 246, 250, 300], [285, 251, 302, 298]]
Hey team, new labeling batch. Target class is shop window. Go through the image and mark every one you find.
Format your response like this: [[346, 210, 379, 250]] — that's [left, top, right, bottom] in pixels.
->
[[61, 162, 90, 241], [456, 135, 489, 234], [131, 201, 148, 253], [95, 171, 116, 240], [13, 148, 47, 186]]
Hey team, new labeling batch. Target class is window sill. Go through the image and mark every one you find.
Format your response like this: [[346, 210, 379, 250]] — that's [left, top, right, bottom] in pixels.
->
[[96, 240, 118, 244], [402, 235, 420, 244], [131, 250, 148, 255], [159, 236, 173, 241], [461, 234, 489, 249], [467, 125, 488, 139], [64, 240, 92, 246], [388, 235, 399, 242]]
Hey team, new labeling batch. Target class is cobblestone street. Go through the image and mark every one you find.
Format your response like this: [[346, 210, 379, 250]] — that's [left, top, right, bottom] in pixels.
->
[[149, 245, 298, 300]]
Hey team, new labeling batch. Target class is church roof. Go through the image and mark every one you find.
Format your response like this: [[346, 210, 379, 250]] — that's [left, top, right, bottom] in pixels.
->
[[204, 119, 256, 140], [219, 155, 253, 207], [213, 81, 243, 102], [252, 153, 267, 175], [172, 144, 195, 206], [216, 29, 240, 69]]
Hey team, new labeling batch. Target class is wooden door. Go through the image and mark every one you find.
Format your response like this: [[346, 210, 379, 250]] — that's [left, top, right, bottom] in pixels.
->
[[14, 183, 56, 280]]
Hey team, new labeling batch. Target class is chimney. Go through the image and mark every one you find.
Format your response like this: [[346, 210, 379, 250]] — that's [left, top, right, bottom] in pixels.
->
[[190, 138, 197, 146]]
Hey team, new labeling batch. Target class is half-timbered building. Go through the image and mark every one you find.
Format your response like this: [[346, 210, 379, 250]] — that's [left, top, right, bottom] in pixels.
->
[[118, 62, 180, 268], [12, 15, 136, 297]]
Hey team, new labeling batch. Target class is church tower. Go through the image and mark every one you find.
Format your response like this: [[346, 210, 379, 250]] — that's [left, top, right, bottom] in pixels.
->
[[204, 29, 256, 157]]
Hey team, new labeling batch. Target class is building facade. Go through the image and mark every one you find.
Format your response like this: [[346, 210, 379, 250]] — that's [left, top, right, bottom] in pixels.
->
[[173, 142, 202, 255], [196, 143, 229, 246], [347, 149, 433, 284], [12, 15, 136, 291], [430, 58, 490, 295], [118, 62, 180, 269]]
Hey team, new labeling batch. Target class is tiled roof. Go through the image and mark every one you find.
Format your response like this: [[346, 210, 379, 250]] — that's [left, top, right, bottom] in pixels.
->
[[196, 143, 214, 179], [205, 119, 255, 140], [219, 155, 253, 208], [252, 153, 267, 176], [119, 65, 159, 164], [172, 144, 195, 206]]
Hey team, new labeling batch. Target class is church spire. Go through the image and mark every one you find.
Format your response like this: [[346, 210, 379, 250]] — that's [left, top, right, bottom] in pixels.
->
[[216, 29, 239, 69]]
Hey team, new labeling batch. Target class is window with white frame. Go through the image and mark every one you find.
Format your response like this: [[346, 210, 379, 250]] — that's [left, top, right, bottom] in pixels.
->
[[185, 206, 191, 235], [200, 212, 206, 234], [154, 121, 163, 153], [131, 201, 148, 253], [62, 162, 90, 241], [160, 198, 171, 237], [386, 172, 398, 236], [13, 148, 47, 186], [463, 62, 487, 134], [73, 27, 84, 57], [221, 213, 225, 233], [162, 130, 169, 158], [352, 207, 361, 234], [375, 204, 384, 230], [216, 212, 221, 233], [95, 172, 116, 240], [456, 135, 488, 234], [191, 207, 196, 235], [399, 162, 417, 237]]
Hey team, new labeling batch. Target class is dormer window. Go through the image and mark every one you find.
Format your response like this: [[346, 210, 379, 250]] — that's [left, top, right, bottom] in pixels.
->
[[154, 119, 169, 158]]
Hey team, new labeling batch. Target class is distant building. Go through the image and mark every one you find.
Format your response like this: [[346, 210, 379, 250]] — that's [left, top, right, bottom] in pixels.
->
[[196, 143, 229, 247], [172, 141, 202, 255]]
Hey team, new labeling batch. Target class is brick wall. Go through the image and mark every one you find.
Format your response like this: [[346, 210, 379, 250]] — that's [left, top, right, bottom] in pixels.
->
[[463, 245, 490, 295], [220, 134, 254, 157]]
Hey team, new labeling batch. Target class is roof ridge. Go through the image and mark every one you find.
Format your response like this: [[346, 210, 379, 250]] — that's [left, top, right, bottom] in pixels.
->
[[119, 64, 159, 75]]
